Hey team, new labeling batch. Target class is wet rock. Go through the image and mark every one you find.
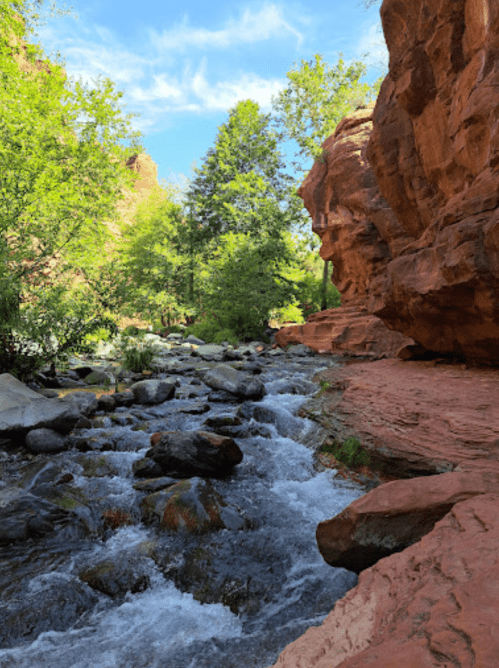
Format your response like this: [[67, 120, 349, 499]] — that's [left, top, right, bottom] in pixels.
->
[[202, 364, 266, 400], [270, 493, 499, 668], [206, 390, 239, 403], [140, 477, 243, 533], [97, 394, 116, 412], [316, 470, 499, 574], [138, 430, 243, 479], [129, 379, 175, 405], [0, 373, 82, 438], [113, 389, 134, 407], [78, 555, 150, 598], [179, 401, 211, 415], [59, 391, 98, 416], [0, 575, 100, 649], [132, 457, 164, 479], [77, 454, 119, 478], [133, 476, 178, 493], [0, 486, 85, 545], [25, 428, 68, 454]]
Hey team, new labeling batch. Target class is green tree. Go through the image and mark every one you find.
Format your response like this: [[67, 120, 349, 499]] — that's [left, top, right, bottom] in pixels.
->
[[188, 99, 306, 244], [115, 183, 190, 329], [272, 53, 381, 172], [0, 0, 143, 377], [185, 99, 307, 337]]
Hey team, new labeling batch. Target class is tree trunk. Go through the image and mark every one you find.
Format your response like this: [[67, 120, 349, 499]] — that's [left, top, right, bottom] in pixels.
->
[[321, 260, 329, 310]]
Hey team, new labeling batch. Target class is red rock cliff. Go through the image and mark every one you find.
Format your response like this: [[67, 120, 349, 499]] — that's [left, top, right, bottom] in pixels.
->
[[275, 108, 414, 358], [366, 0, 499, 364]]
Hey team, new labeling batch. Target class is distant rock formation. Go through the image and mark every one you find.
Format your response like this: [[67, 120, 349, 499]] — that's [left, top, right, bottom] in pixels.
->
[[275, 108, 414, 357]]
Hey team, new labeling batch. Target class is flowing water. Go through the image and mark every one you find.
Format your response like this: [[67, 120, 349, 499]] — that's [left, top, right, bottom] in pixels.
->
[[0, 354, 366, 667]]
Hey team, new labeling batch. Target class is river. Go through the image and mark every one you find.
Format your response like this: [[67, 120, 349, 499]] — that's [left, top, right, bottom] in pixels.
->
[[0, 348, 366, 667]]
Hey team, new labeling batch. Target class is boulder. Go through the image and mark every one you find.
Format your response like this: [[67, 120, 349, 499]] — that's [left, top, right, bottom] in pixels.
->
[[129, 379, 175, 405], [25, 428, 68, 454], [78, 555, 150, 598], [84, 369, 114, 386], [0, 486, 85, 545], [316, 470, 499, 574], [59, 391, 98, 416], [184, 334, 205, 345], [140, 477, 243, 533], [269, 493, 499, 668], [0, 373, 82, 438], [191, 343, 226, 361], [135, 430, 243, 479], [202, 364, 266, 400]]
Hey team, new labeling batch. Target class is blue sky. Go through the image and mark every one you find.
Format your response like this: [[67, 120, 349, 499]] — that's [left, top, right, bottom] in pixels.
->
[[35, 0, 388, 186]]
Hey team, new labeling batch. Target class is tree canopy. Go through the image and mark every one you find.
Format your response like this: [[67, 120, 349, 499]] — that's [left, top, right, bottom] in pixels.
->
[[272, 53, 382, 172], [0, 0, 143, 375]]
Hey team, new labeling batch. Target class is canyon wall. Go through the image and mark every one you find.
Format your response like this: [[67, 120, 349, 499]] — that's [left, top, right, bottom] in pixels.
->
[[275, 108, 415, 357], [365, 0, 499, 364], [279, 0, 499, 364]]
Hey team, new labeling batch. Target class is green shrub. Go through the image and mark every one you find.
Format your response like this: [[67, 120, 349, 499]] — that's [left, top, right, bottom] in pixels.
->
[[185, 320, 239, 347], [120, 339, 159, 373], [321, 437, 370, 468]]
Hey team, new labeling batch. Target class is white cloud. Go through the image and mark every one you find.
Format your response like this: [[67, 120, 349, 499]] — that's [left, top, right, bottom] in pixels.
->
[[357, 22, 389, 73], [149, 4, 303, 52], [36, 3, 303, 132]]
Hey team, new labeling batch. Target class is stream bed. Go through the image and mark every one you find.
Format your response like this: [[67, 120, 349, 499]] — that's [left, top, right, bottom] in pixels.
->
[[0, 348, 366, 667]]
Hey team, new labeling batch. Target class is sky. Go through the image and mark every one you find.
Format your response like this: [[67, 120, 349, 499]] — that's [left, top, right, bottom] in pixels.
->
[[34, 0, 388, 187]]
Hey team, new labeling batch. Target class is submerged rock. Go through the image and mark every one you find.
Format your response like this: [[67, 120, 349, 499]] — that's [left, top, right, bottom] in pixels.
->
[[140, 477, 243, 534]]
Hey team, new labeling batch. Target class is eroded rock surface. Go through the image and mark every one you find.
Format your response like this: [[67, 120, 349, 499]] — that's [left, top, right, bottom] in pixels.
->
[[316, 469, 499, 573], [365, 0, 499, 363], [276, 107, 414, 358], [269, 493, 499, 668], [311, 358, 499, 478]]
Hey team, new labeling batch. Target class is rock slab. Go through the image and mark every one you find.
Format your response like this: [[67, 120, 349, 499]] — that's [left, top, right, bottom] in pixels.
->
[[314, 358, 499, 478], [316, 469, 499, 574]]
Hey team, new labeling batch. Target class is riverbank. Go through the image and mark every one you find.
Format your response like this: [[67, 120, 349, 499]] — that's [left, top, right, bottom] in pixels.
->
[[268, 355, 499, 668]]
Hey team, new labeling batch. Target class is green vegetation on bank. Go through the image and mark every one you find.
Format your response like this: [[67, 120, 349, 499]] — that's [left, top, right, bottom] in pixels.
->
[[0, 0, 382, 378]]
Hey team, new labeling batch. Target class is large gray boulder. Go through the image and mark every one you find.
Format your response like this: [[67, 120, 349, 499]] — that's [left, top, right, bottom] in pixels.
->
[[202, 364, 266, 400], [134, 430, 243, 479], [129, 379, 176, 405], [0, 373, 81, 439]]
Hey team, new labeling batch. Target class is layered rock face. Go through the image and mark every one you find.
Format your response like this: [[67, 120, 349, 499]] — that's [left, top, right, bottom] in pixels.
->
[[281, 0, 499, 364], [276, 108, 414, 357], [365, 0, 499, 363]]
